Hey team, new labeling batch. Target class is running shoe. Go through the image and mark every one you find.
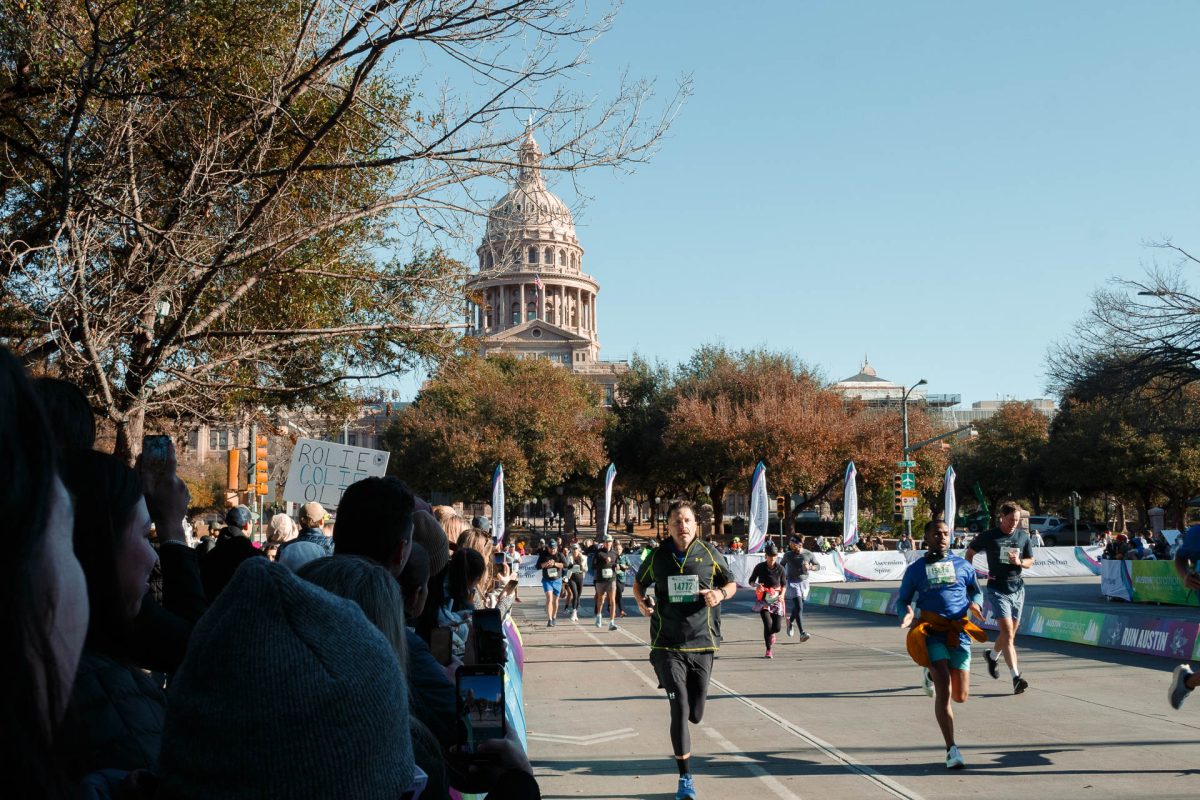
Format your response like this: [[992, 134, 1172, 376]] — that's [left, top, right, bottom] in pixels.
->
[[1169, 664, 1194, 710], [922, 668, 933, 697], [546, 619, 552, 628], [945, 745, 965, 769], [609, 620, 618, 631], [765, 648, 773, 659], [675, 774, 697, 799], [594, 614, 602, 629], [985, 649, 999, 680], [798, 632, 811, 643], [786, 622, 794, 637], [571, 610, 579, 622], [1013, 675, 1029, 694]]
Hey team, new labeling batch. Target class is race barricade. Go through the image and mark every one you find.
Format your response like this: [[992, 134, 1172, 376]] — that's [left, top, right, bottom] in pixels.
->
[[1100, 558, 1200, 607]]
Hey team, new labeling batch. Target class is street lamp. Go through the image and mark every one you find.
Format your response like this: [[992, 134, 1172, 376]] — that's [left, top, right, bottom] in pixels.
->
[[901, 378, 927, 539]]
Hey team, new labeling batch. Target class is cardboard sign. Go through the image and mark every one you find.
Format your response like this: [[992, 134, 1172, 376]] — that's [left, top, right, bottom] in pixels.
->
[[282, 438, 390, 509]]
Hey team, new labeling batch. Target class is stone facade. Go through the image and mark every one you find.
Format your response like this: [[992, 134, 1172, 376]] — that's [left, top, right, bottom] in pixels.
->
[[464, 128, 626, 404]]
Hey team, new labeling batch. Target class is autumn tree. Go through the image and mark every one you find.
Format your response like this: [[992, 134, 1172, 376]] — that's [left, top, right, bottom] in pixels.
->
[[0, 1, 685, 460], [384, 354, 607, 508], [951, 402, 1051, 514]]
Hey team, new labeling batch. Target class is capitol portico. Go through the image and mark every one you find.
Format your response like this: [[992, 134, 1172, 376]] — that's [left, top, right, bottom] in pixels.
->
[[464, 128, 626, 403]]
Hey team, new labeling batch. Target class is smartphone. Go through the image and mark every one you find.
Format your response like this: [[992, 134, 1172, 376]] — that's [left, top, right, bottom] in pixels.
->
[[493, 552, 506, 565], [141, 435, 174, 478], [456, 664, 506, 755], [473, 608, 505, 665]]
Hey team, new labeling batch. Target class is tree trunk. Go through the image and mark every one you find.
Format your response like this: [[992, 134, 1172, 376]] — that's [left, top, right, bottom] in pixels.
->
[[710, 480, 727, 542], [113, 406, 146, 466]]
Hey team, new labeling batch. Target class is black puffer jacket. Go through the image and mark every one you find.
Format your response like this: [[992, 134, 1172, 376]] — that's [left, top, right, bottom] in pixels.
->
[[67, 650, 167, 777]]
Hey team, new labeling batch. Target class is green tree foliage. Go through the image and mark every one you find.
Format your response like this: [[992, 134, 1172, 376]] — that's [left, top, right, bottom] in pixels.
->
[[0, 1, 684, 460], [384, 355, 607, 506], [1044, 376, 1200, 527], [952, 402, 1050, 515]]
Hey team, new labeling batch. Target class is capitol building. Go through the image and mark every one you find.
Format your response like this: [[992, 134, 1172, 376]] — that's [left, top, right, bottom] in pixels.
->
[[464, 128, 627, 405]]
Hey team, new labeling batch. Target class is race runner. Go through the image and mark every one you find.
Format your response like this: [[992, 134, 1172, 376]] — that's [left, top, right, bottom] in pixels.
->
[[781, 534, 819, 641], [633, 499, 736, 800], [748, 542, 786, 658], [899, 519, 987, 769], [965, 501, 1033, 694], [1169, 522, 1200, 709], [536, 538, 565, 627]]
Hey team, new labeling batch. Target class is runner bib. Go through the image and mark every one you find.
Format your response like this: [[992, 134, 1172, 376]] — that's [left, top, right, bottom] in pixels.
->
[[545, 568, 559, 579], [667, 574, 700, 603], [600, 567, 614, 580], [925, 561, 954, 587]]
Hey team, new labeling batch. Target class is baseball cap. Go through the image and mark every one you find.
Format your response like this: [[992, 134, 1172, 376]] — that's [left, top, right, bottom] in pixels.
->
[[300, 501, 327, 524], [471, 515, 492, 532], [226, 505, 258, 528], [547, 538, 559, 548], [599, 533, 612, 542], [764, 542, 779, 556]]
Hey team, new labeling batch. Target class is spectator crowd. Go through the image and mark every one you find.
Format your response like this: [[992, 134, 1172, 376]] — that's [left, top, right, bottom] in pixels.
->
[[1, 344, 541, 798]]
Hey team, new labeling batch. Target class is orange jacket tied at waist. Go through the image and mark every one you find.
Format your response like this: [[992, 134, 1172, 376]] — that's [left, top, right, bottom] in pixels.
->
[[905, 609, 988, 668]]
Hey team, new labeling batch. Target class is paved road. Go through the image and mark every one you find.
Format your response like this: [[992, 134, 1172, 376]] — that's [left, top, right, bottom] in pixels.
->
[[515, 593, 1199, 800]]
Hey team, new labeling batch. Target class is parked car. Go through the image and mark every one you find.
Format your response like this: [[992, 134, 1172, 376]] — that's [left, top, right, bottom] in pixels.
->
[[1028, 515, 1066, 533], [1041, 521, 1105, 547]]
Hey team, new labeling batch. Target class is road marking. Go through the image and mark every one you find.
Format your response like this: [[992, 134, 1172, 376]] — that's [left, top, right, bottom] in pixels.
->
[[580, 630, 803, 798], [528, 728, 639, 746], [703, 727, 803, 800], [610, 625, 928, 800]]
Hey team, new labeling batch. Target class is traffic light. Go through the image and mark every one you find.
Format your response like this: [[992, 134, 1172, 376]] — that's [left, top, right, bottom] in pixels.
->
[[227, 449, 240, 491], [254, 435, 269, 496], [776, 495, 786, 517], [893, 474, 903, 522]]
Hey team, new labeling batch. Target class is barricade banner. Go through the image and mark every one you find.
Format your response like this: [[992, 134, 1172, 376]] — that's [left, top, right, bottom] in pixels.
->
[[1023, 606, 1106, 646], [1098, 615, 1200, 659], [908, 546, 1101, 579], [1100, 560, 1131, 602], [842, 550, 908, 581], [1128, 560, 1200, 607]]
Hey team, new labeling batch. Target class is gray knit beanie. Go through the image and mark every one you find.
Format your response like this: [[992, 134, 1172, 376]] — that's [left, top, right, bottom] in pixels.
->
[[158, 557, 415, 799]]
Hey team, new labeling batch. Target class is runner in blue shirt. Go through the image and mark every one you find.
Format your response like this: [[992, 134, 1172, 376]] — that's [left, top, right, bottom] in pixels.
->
[[898, 519, 986, 770], [1169, 524, 1200, 709]]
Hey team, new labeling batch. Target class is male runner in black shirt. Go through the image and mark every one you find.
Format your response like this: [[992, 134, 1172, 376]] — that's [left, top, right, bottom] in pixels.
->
[[966, 502, 1033, 694], [634, 500, 735, 800]]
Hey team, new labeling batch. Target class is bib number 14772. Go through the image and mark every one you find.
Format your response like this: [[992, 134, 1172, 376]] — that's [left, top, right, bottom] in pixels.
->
[[667, 574, 700, 603]]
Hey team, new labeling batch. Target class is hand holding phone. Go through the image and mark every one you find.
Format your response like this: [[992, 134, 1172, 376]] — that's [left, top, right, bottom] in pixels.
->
[[139, 435, 190, 542], [456, 665, 506, 755]]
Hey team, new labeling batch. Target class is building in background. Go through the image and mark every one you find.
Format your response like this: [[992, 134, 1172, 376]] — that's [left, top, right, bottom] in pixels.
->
[[463, 128, 626, 405]]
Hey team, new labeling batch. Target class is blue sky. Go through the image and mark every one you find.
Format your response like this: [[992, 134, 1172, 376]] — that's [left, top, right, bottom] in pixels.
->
[[399, 2, 1200, 404]]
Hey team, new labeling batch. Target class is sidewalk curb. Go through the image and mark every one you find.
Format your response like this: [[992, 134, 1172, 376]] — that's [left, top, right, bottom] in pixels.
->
[[807, 584, 1200, 662]]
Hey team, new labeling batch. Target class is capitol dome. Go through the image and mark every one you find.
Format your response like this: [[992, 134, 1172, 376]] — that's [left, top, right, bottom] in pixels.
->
[[484, 129, 577, 243]]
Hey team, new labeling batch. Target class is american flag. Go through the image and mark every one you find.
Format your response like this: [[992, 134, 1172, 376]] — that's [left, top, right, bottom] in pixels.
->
[[533, 272, 544, 314]]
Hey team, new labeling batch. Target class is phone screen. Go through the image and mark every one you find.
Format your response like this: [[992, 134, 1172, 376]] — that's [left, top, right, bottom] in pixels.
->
[[141, 435, 174, 477], [456, 670, 505, 753]]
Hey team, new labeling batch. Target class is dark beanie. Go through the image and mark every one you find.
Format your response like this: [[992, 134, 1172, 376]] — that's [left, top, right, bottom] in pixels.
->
[[158, 558, 415, 799]]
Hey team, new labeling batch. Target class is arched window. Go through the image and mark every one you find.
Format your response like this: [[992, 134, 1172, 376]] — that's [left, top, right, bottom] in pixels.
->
[[485, 252, 494, 270], [544, 247, 553, 265], [511, 302, 520, 325], [528, 246, 538, 264], [558, 249, 566, 266], [526, 301, 536, 322]]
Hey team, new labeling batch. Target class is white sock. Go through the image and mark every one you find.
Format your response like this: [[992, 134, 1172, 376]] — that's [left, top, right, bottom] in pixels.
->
[[1010, 668, 1020, 679]]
